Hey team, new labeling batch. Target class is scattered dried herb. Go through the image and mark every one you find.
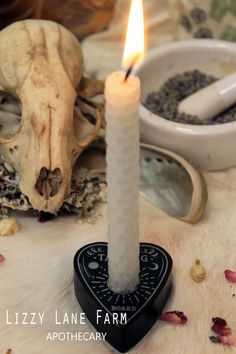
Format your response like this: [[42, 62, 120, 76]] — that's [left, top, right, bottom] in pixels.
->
[[144, 70, 236, 125]]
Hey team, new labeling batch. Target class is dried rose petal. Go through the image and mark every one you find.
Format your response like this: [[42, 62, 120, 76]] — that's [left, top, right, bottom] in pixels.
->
[[212, 324, 231, 336], [217, 335, 236, 346], [0, 254, 5, 263], [212, 317, 227, 326], [211, 317, 231, 336], [159, 311, 188, 324], [225, 270, 236, 283]]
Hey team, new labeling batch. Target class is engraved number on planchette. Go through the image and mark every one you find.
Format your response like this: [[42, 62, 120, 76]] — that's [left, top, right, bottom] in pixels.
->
[[77, 243, 169, 322]]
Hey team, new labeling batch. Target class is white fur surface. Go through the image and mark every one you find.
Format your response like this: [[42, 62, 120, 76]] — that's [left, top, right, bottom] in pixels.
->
[[1, 168, 236, 354]]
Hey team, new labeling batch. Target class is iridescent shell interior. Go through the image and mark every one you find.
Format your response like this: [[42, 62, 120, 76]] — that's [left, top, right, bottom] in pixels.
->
[[140, 146, 193, 218]]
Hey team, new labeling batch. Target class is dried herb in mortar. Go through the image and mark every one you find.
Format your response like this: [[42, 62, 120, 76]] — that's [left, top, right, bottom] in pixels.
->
[[145, 70, 236, 125]]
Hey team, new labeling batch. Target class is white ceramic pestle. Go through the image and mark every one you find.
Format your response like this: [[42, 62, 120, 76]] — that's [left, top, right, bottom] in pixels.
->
[[178, 72, 236, 121]]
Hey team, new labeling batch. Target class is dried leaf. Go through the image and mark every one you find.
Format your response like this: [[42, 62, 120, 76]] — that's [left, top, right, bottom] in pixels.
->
[[209, 336, 220, 343]]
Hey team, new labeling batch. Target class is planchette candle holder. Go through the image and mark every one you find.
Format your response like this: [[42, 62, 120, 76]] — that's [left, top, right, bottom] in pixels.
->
[[74, 242, 173, 352]]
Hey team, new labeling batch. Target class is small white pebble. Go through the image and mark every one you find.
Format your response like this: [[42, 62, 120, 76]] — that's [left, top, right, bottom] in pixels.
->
[[0, 217, 20, 236]]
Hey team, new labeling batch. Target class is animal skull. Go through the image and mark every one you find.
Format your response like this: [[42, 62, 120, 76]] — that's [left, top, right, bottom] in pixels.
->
[[0, 20, 103, 213]]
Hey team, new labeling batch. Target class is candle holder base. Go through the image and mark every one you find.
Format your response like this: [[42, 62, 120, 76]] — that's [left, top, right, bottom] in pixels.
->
[[74, 242, 172, 353]]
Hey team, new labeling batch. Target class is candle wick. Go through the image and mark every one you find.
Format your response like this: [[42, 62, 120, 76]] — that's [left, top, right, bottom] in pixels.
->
[[123, 55, 139, 82]]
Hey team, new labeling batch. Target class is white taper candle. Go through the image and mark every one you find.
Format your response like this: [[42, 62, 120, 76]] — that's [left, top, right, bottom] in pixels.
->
[[105, 71, 140, 293]]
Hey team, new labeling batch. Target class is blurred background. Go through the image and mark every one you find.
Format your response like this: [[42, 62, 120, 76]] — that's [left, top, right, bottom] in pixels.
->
[[0, 0, 116, 39], [1, 0, 235, 76]]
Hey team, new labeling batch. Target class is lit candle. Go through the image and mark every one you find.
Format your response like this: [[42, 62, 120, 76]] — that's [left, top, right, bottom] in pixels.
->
[[105, 0, 145, 293]]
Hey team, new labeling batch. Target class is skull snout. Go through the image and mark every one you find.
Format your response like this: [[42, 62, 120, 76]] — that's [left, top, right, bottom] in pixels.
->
[[35, 167, 63, 199]]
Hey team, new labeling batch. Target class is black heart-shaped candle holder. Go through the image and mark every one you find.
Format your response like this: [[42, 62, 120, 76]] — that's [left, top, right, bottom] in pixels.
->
[[74, 242, 172, 352]]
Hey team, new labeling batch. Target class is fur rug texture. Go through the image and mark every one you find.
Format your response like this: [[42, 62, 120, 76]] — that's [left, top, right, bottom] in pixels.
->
[[1, 1, 236, 354], [1, 169, 236, 354]]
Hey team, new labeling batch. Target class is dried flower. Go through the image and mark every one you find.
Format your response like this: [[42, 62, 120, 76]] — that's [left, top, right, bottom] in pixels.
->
[[0, 217, 20, 236], [210, 335, 236, 346], [212, 317, 227, 327], [218, 335, 236, 345], [0, 254, 5, 264], [190, 259, 206, 282], [224, 270, 236, 283], [210, 317, 235, 345], [159, 311, 188, 324], [211, 317, 231, 336]]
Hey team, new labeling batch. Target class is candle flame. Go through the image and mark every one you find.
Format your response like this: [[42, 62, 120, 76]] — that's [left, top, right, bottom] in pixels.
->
[[122, 0, 145, 70]]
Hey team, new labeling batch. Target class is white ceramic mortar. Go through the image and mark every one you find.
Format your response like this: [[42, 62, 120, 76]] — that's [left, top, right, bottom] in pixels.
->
[[137, 39, 236, 171]]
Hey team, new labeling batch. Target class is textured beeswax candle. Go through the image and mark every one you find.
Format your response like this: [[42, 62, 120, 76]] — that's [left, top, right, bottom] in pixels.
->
[[105, 71, 140, 293]]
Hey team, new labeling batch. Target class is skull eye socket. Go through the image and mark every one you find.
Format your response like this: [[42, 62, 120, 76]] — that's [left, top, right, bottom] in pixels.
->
[[0, 91, 22, 140]]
